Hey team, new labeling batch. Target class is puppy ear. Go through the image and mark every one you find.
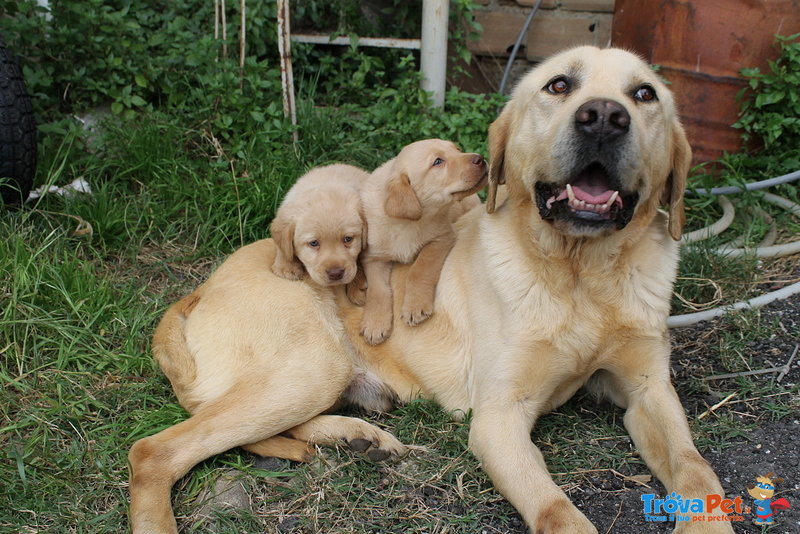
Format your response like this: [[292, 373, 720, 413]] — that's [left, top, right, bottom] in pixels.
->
[[384, 173, 423, 220], [269, 214, 296, 266], [661, 122, 691, 241], [486, 105, 510, 214]]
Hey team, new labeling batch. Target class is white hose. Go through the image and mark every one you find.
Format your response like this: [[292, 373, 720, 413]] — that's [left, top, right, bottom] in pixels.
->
[[670, 176, 800, 327], [722, 205, 776, 249], [681, 195, 735, 244], [689, 169, 800, 195], [668, 281, 800, 328], [683, 193, 800, 259]]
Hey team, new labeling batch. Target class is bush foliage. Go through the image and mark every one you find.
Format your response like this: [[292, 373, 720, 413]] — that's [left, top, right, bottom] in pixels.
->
[[726, 32, 800, 181]]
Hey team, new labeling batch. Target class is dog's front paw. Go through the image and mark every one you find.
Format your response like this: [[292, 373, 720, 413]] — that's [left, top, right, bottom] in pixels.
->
[[534, 498, 598, 534], [271, 260, 305, 281], [401, 305, 432, 326], [360, 315, 392, 345]]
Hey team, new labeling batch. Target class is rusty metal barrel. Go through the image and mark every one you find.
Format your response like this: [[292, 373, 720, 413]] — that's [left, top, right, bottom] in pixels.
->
[[611, 0, 800, 165]]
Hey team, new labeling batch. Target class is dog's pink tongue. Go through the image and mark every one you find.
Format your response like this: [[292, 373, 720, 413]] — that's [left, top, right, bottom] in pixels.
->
[[551, 185, 622, 211], [554, 187, 615, 204], [570, 186, 616, 205]]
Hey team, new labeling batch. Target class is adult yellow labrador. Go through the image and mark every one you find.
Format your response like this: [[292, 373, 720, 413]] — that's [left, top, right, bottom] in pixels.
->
[[129, 46, 733, 533]]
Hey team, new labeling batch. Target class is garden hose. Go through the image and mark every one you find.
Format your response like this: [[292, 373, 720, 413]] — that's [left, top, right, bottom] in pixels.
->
[[667, 281, 800, 328], [669, 172, 800, 327], [689, 169, 800, 196], [681, 195, 735, 244]]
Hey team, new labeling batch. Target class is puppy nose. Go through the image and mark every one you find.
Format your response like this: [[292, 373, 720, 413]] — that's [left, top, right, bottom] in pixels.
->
[[471, 154, 485, 166], [575, 99, 630, 140], [326, 267, 345, 281]]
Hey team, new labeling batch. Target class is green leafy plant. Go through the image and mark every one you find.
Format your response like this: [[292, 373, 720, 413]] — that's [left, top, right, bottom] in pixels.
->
[[0, 0, 279, 122], [728, 32, 800, 179]]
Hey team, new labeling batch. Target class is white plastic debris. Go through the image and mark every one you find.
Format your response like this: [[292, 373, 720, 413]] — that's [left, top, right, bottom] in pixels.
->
[[28, 177, 92, 200]]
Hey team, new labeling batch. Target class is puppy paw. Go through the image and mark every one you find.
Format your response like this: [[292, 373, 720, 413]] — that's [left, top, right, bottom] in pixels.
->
[[401, 294, 434, 326], [360, 314, 392, 345], [360, 324, 391, 346], [401, 305, 432, 326], [271, 260, 305, 281]]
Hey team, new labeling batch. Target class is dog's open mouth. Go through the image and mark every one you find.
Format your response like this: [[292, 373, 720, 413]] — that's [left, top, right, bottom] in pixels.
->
[[535, 162, 638, 230]]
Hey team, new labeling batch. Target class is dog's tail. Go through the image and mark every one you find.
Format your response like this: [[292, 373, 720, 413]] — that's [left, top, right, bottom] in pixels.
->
[[151, 292, 201, 403]]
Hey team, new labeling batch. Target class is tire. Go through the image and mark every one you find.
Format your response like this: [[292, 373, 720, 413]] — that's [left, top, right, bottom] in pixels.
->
[[0, 36, 37, 206]]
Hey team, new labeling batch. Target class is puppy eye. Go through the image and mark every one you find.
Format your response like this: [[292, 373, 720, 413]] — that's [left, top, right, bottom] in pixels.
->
[[432, 157, 444, 167], [634, 84, 657, 102], [308, 240, 320, 248], [544, 76, 570, 95], [342, 236, 353, 244]]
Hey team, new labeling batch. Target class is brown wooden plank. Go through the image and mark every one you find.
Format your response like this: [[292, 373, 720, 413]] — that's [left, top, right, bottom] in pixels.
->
[[525, 12, 613, 60], [468, 11, 531, 56]]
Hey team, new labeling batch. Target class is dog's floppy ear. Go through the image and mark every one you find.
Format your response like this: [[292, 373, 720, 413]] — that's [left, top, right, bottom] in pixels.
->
[[384, 173, 423, 220], [269, 214, 296, 265], [660, 122, 691, 241], [486, 105, 510, 214]]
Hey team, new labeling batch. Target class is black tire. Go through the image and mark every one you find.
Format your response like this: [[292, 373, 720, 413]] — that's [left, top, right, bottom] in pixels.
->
[[0, 36, 37, 206]]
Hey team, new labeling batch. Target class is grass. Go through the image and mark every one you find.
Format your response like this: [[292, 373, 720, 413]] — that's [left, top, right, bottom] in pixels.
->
[[1, 97, 799, 533]]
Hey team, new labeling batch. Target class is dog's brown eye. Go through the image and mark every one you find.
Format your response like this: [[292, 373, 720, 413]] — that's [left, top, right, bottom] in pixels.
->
[[343, 236, 353, 244], [432, 158, 444, 167], [634, 85, 657, 102], [308, 240, 319, 248], [545, 77, 570, 95]]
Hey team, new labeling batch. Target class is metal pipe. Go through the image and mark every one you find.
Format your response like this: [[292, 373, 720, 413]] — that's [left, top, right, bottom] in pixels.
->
[[291, 34, 421, 50], [420, 0, 449, 108], [499, 0, 543, 95]]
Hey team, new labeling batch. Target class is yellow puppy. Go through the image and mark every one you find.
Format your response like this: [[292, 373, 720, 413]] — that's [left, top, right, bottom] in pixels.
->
[[270, 164, 368, 286], [357, 139, 487, 345]]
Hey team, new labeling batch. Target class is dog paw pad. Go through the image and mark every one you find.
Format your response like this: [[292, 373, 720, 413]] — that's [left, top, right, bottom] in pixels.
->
[[348, 438, 372, 452], [366, 449, 391, 462]]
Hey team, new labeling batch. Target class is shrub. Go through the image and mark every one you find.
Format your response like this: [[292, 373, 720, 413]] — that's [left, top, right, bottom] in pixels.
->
[[726, 32, 800, 180]]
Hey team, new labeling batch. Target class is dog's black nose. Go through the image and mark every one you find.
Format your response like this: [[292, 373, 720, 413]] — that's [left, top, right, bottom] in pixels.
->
[[471, 154, 485, 166], [575, 99, 630, 141], [327, 268, 345, 281]]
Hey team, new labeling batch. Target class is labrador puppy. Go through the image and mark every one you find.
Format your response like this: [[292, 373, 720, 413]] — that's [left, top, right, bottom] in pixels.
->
[[129, 47, 733, 534], [270, 164, 368, 286], [357, 139, 487, 345]]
